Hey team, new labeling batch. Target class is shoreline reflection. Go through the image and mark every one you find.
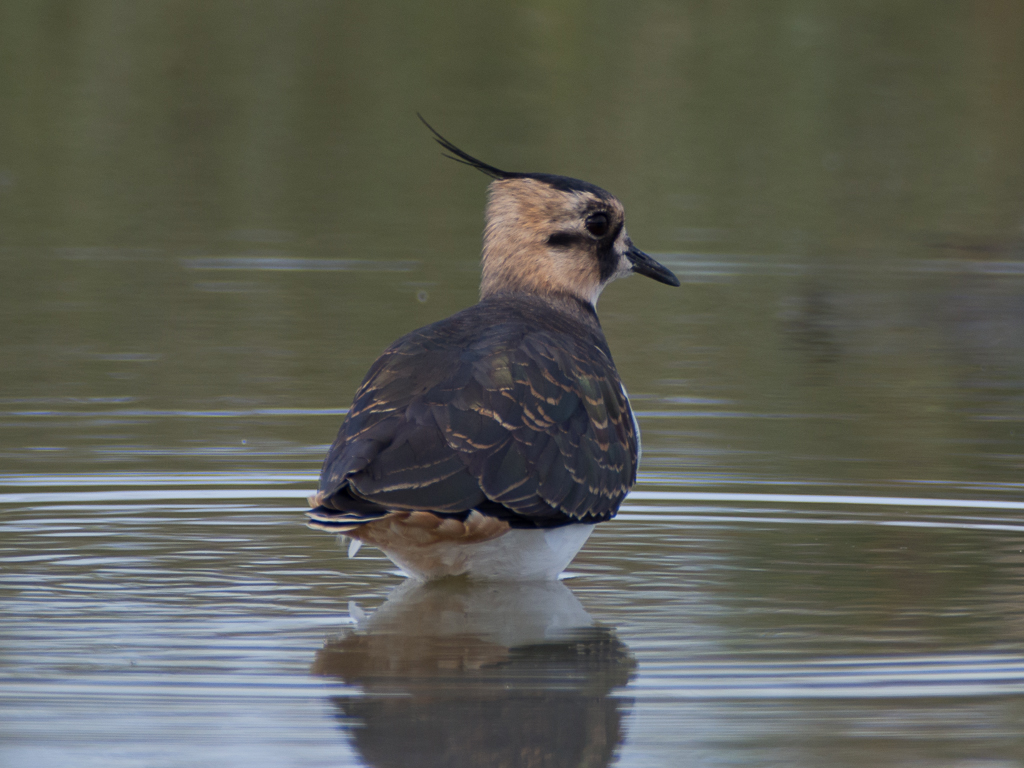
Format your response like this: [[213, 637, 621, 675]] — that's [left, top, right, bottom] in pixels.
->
[[312, 579, 636, 768]]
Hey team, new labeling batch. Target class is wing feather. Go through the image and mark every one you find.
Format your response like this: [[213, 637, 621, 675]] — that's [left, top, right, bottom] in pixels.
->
[[312, 301, 637, 527]]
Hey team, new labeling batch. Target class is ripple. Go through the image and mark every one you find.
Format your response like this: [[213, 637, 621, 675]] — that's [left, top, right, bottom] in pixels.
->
[[3, 469, 1024, 768], [628, 654, 1024, 699]]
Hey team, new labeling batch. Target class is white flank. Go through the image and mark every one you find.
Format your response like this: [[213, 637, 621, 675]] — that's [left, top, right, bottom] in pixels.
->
[[379, 524, 596, 581]]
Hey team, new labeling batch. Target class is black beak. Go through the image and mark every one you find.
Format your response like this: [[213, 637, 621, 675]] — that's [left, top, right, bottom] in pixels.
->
[[626, 245, 680, 287]]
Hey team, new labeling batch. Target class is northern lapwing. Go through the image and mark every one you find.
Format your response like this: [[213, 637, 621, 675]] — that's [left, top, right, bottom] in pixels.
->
[[307, 119, 679, 580]]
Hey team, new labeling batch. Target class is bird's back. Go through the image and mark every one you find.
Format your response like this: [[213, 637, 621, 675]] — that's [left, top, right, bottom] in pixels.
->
[[311, 292, 638, 529]]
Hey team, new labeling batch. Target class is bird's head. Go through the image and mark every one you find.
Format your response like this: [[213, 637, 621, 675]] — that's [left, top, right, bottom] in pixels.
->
[[421, 117, 680, 308]]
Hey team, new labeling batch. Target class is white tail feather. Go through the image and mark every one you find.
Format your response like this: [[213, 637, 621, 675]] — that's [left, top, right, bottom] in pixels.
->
[[347, 537, 363, 558]]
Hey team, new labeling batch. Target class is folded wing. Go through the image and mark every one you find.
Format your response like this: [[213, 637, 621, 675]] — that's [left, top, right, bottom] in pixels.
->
[[310, 312, 637, 529]]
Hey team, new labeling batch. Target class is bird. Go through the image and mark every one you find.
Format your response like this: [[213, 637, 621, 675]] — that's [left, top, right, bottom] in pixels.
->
[[307, 118, 679, 580]]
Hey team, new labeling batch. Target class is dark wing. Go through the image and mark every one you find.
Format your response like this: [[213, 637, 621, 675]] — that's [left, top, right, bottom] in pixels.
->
[[310, 320, 637, 528]]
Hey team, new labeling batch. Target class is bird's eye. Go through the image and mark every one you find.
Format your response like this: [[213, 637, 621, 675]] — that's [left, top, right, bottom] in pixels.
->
[[585, 212, 610, 238]]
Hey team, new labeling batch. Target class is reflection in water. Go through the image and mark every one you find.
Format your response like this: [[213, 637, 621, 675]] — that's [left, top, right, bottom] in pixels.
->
[[312, 579, 636, 768]]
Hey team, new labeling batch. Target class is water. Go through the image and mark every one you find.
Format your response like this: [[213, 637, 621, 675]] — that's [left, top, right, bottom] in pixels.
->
[[2, 3, 1024, 767], [4, 432, 1024, 765]]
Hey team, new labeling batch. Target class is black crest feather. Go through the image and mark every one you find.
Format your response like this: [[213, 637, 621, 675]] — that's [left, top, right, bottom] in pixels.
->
[[417, 114, 615, 200], [418, 113, 519, 181]]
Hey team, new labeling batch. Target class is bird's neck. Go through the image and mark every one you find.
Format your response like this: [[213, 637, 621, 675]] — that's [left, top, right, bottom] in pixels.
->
[[477, 288, 603, 332], [480, 240, 604, 309]]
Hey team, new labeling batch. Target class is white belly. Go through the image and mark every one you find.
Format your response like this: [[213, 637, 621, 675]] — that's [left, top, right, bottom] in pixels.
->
[[375, 524, 595, 581]]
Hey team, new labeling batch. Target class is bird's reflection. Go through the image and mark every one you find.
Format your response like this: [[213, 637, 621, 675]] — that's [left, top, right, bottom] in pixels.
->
[[312, 578, 636, 768]]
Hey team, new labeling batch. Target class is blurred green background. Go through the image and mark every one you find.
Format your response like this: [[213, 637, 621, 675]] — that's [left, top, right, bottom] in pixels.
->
[[1, 1, 1022, 486]]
